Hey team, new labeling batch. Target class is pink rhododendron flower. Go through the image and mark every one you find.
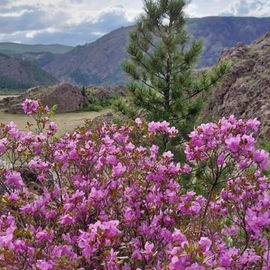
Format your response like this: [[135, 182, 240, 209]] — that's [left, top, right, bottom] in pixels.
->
[[59, 214, 74, 225], [36, 260, 53, 270], [135, 118, 143, 126], [5, 171, 24, 189], [113, 162, 126, 177], [144, 241, 154, 259], [22, 99, 39, 116], [199, 237, 212, 252], [0, 138, 8, 152]]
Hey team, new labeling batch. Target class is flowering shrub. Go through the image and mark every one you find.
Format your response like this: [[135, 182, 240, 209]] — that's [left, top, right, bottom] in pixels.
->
[[0, 99, 270, 269]]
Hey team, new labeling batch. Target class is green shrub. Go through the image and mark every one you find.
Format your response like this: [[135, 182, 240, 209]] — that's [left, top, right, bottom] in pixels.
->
[[81, 89, 121, 112], [83, 104, 104, 112]]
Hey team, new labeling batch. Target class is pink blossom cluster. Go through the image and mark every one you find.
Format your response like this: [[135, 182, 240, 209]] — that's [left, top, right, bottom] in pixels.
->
[[185, 115, 268, 171], [0, 101, 269, 269], [148, 120, 178, 137], [22, 99, 39, 115]]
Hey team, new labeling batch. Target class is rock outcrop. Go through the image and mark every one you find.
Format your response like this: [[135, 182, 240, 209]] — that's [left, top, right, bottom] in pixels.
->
[[0, 83, 88, 113], [204, 30, 270, 139], [86, 85, 127, 100]]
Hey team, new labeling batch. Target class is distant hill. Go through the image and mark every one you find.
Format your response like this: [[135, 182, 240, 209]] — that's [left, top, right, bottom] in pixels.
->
[[0, 43, 73, 56], [41, 16, 270, 86], [0, 53, 58, 90]]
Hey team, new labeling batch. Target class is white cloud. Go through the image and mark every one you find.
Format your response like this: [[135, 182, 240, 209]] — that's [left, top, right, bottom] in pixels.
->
[[0, 9, 32, 17], [0, 0, 269, 45], [1, 0, 143, 23], [25, 28, 59, 39], [220, 0, 270, 16], [184, 3, 199, 17], [185, 0, 270, 17], [0, 0, 141, 45], [92, 31, 106, 36]]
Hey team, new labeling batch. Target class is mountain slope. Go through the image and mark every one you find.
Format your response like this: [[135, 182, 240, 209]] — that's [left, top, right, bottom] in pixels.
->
[[14, 52, 56, 67], [43, 17, 270, 86], [203, 30, 270, 139], [0, 43, 73, 56], [0, 53, 58, 90], [44, 27, 130, 85]]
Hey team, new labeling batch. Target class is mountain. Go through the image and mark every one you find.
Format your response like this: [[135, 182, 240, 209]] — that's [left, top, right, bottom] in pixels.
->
[[188, 17, 270, 67], [0, 43, 73, 56], [0, 53, 58, 90], [43, 27, 130, 86], [203, 30, 270, 139], [42, 17, 270, 86]]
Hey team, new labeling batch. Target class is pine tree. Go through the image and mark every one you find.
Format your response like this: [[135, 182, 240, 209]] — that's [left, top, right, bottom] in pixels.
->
[[117, 0, 228, 144]]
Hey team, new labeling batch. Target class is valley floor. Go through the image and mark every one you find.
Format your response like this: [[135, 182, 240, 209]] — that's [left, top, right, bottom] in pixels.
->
[[0, 110, 109, 135]]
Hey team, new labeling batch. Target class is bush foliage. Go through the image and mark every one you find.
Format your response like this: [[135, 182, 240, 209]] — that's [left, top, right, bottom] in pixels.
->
[[0, 100, 269, 269]]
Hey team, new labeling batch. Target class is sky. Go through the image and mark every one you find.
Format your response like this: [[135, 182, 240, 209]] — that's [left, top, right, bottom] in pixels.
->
[[0, 0, 270, 46]]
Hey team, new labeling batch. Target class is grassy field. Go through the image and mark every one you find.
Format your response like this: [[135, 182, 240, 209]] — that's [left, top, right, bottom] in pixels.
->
[[0, 110, 109, 135]]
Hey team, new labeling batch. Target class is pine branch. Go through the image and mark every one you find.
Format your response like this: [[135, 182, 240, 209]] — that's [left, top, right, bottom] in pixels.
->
[[183, 64, 229, 101]]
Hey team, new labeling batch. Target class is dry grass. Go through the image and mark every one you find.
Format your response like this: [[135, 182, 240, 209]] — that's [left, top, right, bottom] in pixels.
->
[[0, 95, 19, 101], [0, 110, 110, 135]]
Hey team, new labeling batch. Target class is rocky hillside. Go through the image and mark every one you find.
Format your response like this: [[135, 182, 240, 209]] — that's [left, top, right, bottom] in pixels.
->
[[0, 53, 58, 90], [0, 83, 88, 113], [203, 30, 270, 139], [42, 17, 270, 86]]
